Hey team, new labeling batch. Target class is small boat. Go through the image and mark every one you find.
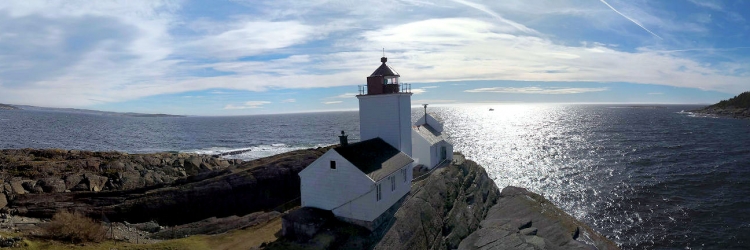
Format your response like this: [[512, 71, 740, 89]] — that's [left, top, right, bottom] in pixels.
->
[[489, 108, 494, 111]]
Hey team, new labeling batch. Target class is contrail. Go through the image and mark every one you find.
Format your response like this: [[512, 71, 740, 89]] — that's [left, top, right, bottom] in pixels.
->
[[599, 0, 662, 39], [451, 0, 539, 35]]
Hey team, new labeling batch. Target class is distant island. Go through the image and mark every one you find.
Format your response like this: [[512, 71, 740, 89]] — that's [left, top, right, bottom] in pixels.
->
[[0, 103, 184, 117], [0, 103, 20, 110], [693, 91, 750, 119]]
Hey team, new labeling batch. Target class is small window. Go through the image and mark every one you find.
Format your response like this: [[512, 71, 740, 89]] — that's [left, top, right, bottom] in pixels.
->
[[330, 161, 336, 170], [376, 184, 382, 201], [391, 176, 396, 191]]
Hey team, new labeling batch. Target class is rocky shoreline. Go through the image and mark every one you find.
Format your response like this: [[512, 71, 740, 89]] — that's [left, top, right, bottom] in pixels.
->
[[691, 106, 750, 119], [691, 91, 750, 119], [0, 148, 618, 249], [269, 154, 619, 250]]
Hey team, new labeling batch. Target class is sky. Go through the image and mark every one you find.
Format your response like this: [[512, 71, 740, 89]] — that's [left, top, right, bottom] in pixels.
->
[[0, 0, 748, 116]]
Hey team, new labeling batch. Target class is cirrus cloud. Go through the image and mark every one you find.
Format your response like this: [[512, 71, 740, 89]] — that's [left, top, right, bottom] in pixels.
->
[[465, 87, 609, 94]]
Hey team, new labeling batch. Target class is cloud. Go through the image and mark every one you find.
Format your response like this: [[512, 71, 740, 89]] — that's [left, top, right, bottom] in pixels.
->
[[411, 88, 427, 94], [413, 99, 457, 104], [0, 0, 747, 111], [223, 101, 271, 109], [465, 87, 609, 94], [281, 98, 296, 103], [323, 101, 342, 104], [420, 86, 439, 89], [687, 0, 723, 11], [329, 92, 359, 99], [187, 21, 316, 59]]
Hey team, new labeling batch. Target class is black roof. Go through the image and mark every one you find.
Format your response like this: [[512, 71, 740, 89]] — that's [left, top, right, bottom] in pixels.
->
[[334, 138, 413, 181], [369, 57, 400, 77]]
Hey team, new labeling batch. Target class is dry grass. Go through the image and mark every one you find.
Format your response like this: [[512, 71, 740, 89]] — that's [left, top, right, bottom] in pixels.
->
[[44, 211, 106, 244], [24, 216, 282, 250]]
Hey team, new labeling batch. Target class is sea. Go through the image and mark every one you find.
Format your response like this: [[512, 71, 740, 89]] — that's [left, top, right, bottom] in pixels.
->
[[1, 104, 748, 249]]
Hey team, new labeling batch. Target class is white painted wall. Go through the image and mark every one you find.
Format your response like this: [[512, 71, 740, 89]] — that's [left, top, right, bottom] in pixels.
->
[[412, 129, 432, 168], [333, 164, 412, 222], [299, 150, 374, 211], [412, 130, 455, 169], [358, 93, 413, 157]]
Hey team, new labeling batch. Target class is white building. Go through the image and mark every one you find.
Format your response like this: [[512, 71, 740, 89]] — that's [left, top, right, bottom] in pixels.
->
[[412, 109, 453, 169], [298, 138, 413, 229], [299, 56, 414, 230]]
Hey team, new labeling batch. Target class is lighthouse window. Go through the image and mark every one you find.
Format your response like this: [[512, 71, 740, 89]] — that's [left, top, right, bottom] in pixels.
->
[[330, 161, 336, 170]]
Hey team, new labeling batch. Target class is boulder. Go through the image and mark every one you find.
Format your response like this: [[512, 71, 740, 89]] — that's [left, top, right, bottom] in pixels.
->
[[9, 180, 26, 195], [84, 174, 108, 192], [64, 175, 84, 190], [0, 194, 7, 209], [184, 157, 202, 175], [118, 171, 144, 190], [21, 181, 42, 194], [37, 178, 66, 193]]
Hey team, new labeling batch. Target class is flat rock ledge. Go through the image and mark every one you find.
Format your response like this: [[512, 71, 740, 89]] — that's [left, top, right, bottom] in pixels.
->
[[459, 186, 619, 250]]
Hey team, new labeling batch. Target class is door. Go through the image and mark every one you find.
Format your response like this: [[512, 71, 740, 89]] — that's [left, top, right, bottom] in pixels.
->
[[440, 146, 447, 161]]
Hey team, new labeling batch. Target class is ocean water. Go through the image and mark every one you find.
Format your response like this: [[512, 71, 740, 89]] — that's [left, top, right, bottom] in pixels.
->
[[1, 105, 749, 249]]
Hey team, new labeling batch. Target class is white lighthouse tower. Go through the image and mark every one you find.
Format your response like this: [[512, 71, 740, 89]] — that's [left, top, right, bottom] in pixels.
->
[[357, 57, 413, 156]]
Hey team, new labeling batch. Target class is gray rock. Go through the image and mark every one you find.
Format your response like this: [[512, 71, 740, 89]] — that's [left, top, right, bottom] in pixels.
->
[[520, 227, 538, 236], [37, 178, 66, 193], [84, 174, 108, 192], [460, 186, 617, 250], [184, 157, 202, 175], [63, 175, 84, 190], [9, 180, 26, 195], [0, 194, 7, 209], [21, 181, 42, 194]]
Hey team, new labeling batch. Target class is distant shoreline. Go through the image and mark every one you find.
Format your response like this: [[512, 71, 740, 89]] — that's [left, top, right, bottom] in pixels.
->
[[0, 103, 184, 117]]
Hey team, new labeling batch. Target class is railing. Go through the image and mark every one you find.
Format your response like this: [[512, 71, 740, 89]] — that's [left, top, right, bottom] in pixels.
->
[[358, 83, 412, 95], [411, 158, 450, 183]]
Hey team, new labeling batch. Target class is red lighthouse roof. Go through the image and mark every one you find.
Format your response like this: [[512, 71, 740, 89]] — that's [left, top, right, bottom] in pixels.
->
[[369, 57, 400, 77]]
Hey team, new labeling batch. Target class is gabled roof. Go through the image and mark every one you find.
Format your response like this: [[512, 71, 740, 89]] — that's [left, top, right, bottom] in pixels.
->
[[334, 138, 413, 181], [370, 63, 400, 77], [414, 123, 448, 145]]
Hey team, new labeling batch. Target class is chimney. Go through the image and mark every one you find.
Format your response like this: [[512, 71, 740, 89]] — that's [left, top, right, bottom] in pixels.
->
[[339, 131, 348, 146]]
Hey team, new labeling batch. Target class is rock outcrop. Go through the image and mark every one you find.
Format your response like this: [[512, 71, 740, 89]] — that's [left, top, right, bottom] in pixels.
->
[[0, 104, 19, 110], [3, 147, 330, 225], [458, 186, 618, 250], [693, 91, 750, 119], [269, 155, 619, 250], [0, 148, 240, 208], [374, 159, 500, 250]]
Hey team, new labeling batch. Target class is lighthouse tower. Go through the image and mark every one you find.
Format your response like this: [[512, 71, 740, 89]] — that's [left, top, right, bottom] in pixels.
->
[[357, 57, 413, 156]]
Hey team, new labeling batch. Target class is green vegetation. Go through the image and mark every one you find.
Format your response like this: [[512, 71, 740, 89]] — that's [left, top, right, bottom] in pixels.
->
[[711, 91, 750, 108]]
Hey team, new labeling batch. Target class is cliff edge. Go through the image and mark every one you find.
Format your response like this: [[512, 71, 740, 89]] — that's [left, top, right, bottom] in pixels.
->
[[271, 155, 618, 250]]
